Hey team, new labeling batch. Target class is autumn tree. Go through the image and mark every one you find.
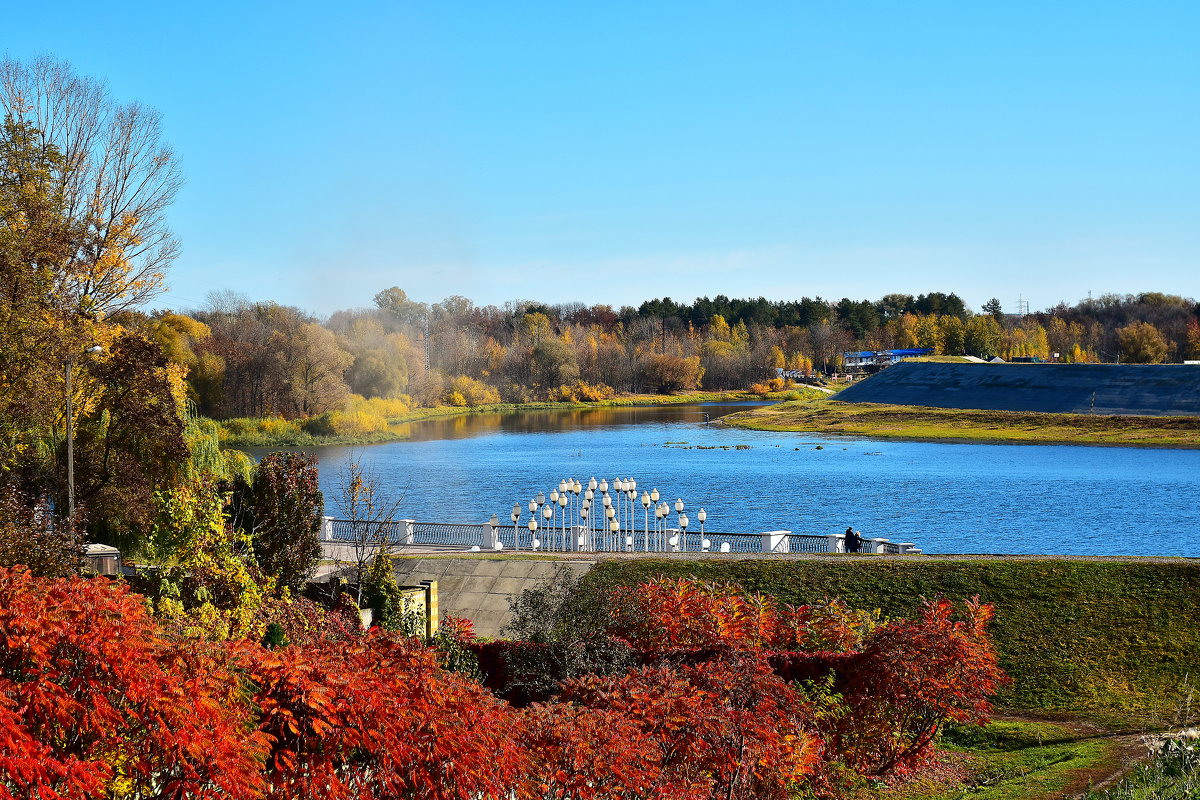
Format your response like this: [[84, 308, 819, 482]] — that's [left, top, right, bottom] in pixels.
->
[[243, 452, 324, 594], [0, 487, 82, 577], [335, 452, 404, 600], [1, 59, 189, 542], [0, 114, 75, 483], [939, 314, 966, 355], [72, 332, 190, 545], [1, 56, 182, 314], [146, 475, 272, 640], [964, 314, 1002, 358], [913, 315, 943, 353], [1117, 320, 1170, 363], [559, 656, 819, 800], [1188, 318, 1200, 360], [606, 577, 875, 653]]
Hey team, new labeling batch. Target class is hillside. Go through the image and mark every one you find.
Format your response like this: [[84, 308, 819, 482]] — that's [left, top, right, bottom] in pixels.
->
[[835, 362, 1200, 416]]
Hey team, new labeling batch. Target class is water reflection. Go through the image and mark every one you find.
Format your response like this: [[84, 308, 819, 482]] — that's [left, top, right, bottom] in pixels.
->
[[390, 403, 762, 441]]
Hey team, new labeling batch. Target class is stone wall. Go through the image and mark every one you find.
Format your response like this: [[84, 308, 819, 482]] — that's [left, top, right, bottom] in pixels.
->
[[389, 556, 595, 638]]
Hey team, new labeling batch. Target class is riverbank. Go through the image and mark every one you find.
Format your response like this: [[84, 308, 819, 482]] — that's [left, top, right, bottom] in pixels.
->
[[218, 390, 780, 449], [721, 397, 1200, 448]]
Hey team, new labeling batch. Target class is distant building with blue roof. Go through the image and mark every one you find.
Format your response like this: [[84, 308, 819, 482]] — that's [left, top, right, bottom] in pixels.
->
[[843, 348, 934, 371]]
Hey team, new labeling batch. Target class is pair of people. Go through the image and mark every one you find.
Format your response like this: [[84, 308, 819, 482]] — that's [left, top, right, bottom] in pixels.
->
[[844, 526, 865, 553]]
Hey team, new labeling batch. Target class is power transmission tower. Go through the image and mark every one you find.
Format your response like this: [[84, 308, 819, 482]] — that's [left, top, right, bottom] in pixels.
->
[[1015, 294, 1029, 318]]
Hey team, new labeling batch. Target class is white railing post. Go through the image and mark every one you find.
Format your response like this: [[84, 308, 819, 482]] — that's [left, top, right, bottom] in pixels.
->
[[761, 530, 791, 553], [869, 537, 889, 554], [321, 516, 334, 541], [401, 520, 416, 546], [666, 528, 681, 552], [570, 525, 586, 552], [827, 533, 845, 553], [896, 542, 915, 554], [484, 520, 500, 550]]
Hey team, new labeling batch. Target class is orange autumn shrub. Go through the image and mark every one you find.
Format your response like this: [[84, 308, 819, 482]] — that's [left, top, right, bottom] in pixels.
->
[[0, 567, 266, 799], [235, 630, 527, 800], [559, 654, 820, 800], [607, 577, 874, 652]]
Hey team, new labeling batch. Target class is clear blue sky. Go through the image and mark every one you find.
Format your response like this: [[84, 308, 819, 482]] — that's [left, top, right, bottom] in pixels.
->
[[7, 1, 1199, 316]]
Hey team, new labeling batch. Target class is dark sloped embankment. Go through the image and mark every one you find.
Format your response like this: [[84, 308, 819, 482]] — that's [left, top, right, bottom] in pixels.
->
[[835, 362, 1200, 416]]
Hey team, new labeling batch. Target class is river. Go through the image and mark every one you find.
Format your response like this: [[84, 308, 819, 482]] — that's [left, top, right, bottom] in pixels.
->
[[287, 402, 1200, 557]]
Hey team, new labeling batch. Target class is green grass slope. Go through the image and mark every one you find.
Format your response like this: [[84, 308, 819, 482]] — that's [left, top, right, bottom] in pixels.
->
[[582, 558, 1200, 720]]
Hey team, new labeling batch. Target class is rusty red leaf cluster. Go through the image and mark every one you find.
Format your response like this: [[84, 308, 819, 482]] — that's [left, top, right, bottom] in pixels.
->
[[0, 570, 1006, 799]]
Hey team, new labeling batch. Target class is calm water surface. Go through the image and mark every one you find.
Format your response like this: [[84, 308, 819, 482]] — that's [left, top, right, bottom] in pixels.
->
[[291, 403, 1200, 557]]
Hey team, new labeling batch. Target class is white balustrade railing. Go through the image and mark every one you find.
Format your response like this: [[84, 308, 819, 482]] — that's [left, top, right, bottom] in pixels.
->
[[319, 517, 921, 555]]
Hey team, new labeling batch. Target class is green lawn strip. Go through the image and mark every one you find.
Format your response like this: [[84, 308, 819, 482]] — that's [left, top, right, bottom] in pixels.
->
[[722, 399, 1200, 448], [582, 558, 1200, 721], [881, 720, 1119, 800]]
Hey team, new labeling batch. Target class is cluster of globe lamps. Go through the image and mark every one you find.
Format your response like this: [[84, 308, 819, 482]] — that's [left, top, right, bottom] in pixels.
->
[[505, 478, 706, 552]]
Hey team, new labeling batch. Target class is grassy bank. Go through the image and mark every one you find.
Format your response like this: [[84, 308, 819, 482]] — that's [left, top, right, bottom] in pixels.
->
[[581, 558, 1200, 722], [879, 719, 1122, 800], [218, 390, 768, 449], [722, 397, 1200, 447]]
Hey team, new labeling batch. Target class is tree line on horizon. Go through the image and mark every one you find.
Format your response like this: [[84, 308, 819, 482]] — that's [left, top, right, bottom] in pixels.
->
[[141, 286, 1200, 430]]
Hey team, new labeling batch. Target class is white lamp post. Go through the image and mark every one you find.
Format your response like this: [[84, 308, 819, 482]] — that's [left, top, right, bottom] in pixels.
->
[[625, 480, 636, 545], [697, 508, 706, 538], [678, 512, 689, 552], [528, 517, 538, 550], [557, 492, 568, 548], [511, 503, 521, 550], [641, 491, 651, 550]]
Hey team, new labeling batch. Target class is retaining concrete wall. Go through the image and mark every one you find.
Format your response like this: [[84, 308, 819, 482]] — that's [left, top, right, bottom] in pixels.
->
[[389, 556, 594, 638], [835, 362, 1200, 416]]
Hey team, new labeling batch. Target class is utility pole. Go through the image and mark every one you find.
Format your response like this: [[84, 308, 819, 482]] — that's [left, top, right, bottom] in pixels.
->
[[65, 359, 75, 519], [64, 345, 102, 520]]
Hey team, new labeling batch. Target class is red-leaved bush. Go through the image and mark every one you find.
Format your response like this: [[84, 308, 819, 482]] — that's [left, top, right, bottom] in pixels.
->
[[234, 631, 527, 800], [607, 577, 875, 652], [557, 653, 820, 800], [0, 569, 1006, 799], [833, 597, 1011, 775], [602, 578, 1008, 783], [0, 566, 266, 799], [520, 703, 679, 800]]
